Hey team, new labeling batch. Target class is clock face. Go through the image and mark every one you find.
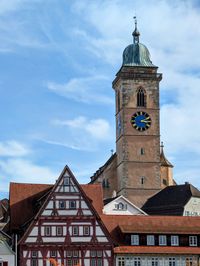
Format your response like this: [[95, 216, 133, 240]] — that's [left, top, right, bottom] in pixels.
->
[[131, 111, 151, 131]]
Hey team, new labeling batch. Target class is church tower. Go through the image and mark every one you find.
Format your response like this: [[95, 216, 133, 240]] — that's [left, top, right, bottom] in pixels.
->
[[112, 19, 162, 206]]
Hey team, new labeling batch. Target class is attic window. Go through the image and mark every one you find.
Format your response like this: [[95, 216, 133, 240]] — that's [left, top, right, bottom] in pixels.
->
[[115, 202, 127, 210], [63, 177, 70, 186]]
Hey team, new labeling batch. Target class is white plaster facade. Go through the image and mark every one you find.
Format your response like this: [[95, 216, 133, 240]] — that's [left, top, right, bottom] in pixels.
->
[[103, 195, 147, 215], [184, 197, 200, 216], [0, 240, 15, 266]]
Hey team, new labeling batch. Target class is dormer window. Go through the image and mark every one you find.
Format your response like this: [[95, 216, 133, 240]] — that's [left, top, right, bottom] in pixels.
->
[[137, 88, 146, 107], [159, 235, 167, 246], [189, 236, 197, 246], [131, 234, 139, 245], [171, 235, 179, 246], [147, 235, 155, 246]]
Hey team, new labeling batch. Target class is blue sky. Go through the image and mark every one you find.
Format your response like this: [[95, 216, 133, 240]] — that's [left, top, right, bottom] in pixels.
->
[[0, 0, 200, 199]]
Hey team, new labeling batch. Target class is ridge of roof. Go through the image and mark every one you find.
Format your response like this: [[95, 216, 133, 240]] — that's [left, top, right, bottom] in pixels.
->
[[89, 152, 117, 183]]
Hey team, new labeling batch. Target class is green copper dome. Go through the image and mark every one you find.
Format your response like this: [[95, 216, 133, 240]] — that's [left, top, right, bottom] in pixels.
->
[[122, 17, 155, 67], [122, 43, 155, 67]]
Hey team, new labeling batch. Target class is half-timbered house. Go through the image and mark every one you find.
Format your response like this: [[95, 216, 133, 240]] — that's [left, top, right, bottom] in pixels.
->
[[16, 166, 113, 266]]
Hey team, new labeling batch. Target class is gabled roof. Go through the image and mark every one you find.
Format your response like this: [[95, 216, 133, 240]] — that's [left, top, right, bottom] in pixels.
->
[[18, 165, 113, 246], [9, 174, 104, 231], [103, 195, 147, 215], [142, 183, 200, 215]]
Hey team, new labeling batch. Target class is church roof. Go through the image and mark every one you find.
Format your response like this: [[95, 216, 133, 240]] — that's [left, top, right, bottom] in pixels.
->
[[142, 183, 200, 215], [89, 152, 117, 183]]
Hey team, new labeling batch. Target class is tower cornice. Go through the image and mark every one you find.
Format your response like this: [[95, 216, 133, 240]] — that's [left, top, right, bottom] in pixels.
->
[[112, 66, 162, 88]]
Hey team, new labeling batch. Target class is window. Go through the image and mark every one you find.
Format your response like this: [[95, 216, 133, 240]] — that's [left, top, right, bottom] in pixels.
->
[[44, 226, 51, 236], [67, 251, 72, 257], [186, 257, 193, 266], [115, 202, 127, 210], [63, 177, 70, 185], [171, 235, 179, 246], [31, 259, 37, 266], [141, 148, 145, 155], [133, 257, 141, 266], [137, 88, 146, 107], [91, 251, 96, 257], [56, 226, 63, 236], [147, 235, 155, 245], [67, 260, 72, 266], [141, 177, 145, 185], [151, 258, 158, 266], [118, 257, 125, 266], [97, 251, 102, 257], [118, 202, 124, 210], [50, 251, 56, 257], [73, 251, 79, 257], [59, 200, 65, 209], [169, 258, 176, 266], [91, 258, 96, 266], [72, 226, 79, 236], [189, 236, 197, 246], [131, 235, 139, 245], [97, 259, 102, 266], [159, 235, 167, 246], [69, 200, 76, 209], [31, 251, 38, 258], [163, 179, 167, 186], [73, 259, 79, 266], [83, 225, 90, 236]]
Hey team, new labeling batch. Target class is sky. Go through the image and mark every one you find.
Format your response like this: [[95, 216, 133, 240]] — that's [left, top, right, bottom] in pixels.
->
[[0, 0, 200, 199]]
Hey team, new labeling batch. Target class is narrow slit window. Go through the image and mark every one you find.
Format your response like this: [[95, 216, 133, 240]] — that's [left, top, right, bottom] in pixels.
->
[[137, 88, 146, 107]]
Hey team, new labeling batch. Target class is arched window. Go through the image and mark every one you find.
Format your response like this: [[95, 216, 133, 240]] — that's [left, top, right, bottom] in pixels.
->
[[137, 88, 146, 107]]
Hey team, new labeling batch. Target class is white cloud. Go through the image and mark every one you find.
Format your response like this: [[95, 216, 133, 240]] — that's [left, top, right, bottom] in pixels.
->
[[0, 158, 58, 193], [53, 116, 112, 141], [0, 140, 30, 157], [47, 76, 113, 105]]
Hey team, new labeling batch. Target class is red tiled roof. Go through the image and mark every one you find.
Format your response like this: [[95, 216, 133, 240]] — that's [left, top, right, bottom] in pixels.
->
[[114, 246, 200, 255], [10, 183, 53, 230], [9, 182, 103, 230], [101, 215, 200, 244], [81, 184, 103, 214]]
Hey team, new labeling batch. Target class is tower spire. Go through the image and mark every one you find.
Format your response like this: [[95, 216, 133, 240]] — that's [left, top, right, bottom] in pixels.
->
[[132, 16, 140, 44]]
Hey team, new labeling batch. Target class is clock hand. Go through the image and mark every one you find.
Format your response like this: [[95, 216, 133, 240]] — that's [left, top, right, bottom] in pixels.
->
[[141, 119, 149, 123]]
